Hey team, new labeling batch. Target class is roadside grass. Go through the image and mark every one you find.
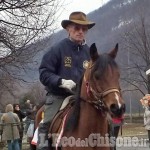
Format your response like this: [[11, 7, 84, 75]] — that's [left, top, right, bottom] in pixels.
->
[[120, 123, 147, 137]]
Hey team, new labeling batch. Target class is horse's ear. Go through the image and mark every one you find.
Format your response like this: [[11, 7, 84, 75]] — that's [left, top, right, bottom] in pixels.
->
[[109, 43, 118, 59], [90, 43, 99, 62]]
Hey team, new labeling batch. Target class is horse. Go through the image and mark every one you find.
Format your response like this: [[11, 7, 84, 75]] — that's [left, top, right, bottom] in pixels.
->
[[36, 43, 126, 150]]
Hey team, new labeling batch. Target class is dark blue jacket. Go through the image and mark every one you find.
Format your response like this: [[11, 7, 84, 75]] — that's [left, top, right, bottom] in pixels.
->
[[39, 38, 90, 96]]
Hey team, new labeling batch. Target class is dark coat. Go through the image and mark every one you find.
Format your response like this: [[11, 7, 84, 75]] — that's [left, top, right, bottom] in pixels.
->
[[39, 38, 90, 96], [13, 109, 26, 122]]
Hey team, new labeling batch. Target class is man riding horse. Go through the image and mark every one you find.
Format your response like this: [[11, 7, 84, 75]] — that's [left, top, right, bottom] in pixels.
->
[[37, 11, 95, 150]]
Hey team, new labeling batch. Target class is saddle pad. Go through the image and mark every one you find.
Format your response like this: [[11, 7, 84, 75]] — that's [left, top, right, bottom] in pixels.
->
[[55, 112, 68, 150], [59, 95, 73, 110]]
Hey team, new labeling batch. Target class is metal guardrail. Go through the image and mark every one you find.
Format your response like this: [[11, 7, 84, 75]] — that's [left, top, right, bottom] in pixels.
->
[[0, 120, 35, 141], [0, 122, 22, 142]]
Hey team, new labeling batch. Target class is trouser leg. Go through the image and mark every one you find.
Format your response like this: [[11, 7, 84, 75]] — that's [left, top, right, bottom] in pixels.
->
[[114, 126, 120, 138], [7, 140, 13, 150], [12, 139, 20, 150], [148, 130, 150, 147], [109, 125, 120, 150], [148, 130, 150, 141], [19, 124, 24, 149], [18, 138, 22, 150], [37, 122, 50, 150], [113, 126, 120, 150], [25, 119, 31, 134], [36, 95, 64, 150]]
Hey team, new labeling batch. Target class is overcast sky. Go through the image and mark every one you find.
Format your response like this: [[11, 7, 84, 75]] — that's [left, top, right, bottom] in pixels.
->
[[55, 0, 111, 30]]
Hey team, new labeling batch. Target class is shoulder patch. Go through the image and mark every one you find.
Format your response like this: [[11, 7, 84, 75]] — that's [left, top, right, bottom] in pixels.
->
[[64, 56, 72, 67]]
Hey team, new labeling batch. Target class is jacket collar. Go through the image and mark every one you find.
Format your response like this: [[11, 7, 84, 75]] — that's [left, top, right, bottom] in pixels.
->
[[66, 38, 86, 51], [68, 37, 86, 46]]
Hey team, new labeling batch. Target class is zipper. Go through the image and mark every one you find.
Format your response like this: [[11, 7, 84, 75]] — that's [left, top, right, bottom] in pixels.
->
[[78, 46, 80, 52], [75, 46, 80, 80]]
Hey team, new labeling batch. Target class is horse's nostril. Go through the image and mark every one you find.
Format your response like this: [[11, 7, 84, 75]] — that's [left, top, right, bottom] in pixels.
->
[[110, 104, 118, 114]]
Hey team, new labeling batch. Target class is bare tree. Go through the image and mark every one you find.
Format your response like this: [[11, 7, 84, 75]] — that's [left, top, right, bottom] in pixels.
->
[[121, 13, 150, 95], [0, 0, 62, 64], [0, 0, 63, 105], [0, 71, 17, 109], [27, 81, 46, 104]]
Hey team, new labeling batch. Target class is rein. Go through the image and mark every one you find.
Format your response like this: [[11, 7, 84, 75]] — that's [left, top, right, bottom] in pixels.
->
[[84, 80, 120, 111]]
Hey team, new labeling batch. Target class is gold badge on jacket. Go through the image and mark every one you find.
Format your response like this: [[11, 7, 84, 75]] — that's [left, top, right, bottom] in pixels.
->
[[64, 56, 72, 67], [83, 60, 89, 69]]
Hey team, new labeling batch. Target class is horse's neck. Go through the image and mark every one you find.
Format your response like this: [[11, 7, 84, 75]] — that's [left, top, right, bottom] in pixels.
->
[[79, 101, 108, 135], [78, 81, 109, 136]]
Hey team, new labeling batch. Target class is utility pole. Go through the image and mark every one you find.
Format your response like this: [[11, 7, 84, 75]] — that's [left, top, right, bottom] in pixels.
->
[[128, 47, 132, 123], [146, 69, 150, 93]]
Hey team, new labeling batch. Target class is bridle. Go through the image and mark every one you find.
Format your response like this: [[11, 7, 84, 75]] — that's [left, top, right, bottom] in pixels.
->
[[82, 63, 120, 111], [84, 81, 120, 111]]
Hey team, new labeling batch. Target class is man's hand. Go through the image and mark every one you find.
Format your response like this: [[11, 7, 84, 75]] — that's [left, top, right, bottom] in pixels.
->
[[59, 79, 76, 92]]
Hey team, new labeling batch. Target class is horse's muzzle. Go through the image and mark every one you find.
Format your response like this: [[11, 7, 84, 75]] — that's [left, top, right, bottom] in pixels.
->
[[110, 103, 126, 117]]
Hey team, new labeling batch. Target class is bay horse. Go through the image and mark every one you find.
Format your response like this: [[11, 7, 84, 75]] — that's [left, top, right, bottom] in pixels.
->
[[36, 43, 125, 150]]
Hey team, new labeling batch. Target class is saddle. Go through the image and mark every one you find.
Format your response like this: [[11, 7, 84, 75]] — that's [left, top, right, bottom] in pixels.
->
[[48, 96, 75, 135]]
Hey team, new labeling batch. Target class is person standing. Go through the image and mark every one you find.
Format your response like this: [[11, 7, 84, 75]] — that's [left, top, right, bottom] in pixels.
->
[[0, 104, 20, 150], [37, 11, 95, 150], [140, 94, 150, 146], [144, 101, 150, 146], [24, 102, 37, 150], [26, 105, 37, 150], [24, 100, 35, 134], [13, 104, 26, 150]]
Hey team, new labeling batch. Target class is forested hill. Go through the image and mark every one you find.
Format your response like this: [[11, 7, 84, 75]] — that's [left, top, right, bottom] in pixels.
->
[[48, 0, 149, 51]]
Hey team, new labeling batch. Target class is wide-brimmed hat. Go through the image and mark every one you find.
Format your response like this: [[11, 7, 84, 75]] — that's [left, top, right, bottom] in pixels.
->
[[61, 11, 95, 29]]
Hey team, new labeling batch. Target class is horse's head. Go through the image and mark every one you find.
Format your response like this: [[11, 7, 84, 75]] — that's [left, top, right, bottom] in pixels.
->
[[81, 43, 125, 118]]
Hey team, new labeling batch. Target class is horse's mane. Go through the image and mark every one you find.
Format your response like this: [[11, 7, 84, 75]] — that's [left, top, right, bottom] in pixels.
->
[[64, 53, 118, 132], [92, 54, 118, 78]]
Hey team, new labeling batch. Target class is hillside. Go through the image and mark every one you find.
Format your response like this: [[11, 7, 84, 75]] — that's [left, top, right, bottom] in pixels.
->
[[20, 0, 150, 113]]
